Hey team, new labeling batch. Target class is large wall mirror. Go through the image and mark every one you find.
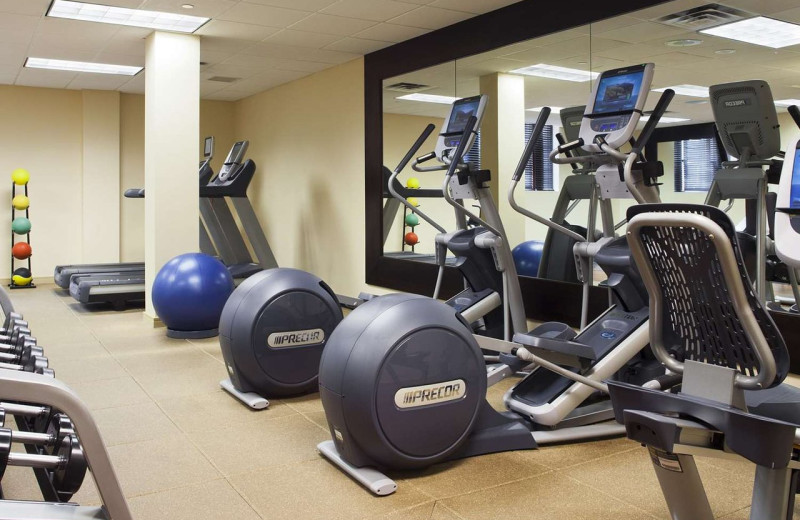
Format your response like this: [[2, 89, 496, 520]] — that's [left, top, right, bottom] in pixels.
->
[[365, 0, 800, 331]]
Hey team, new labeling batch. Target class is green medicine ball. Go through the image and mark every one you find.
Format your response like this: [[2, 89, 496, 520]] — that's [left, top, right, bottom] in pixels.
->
[[11, 217, 31, 235]]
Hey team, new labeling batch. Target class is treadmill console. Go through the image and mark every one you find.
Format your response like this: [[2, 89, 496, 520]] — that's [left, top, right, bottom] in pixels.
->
[[217, 140, 250, 182], [204, 136, 214, 159], [580, 63, 653, 152], [435, 95, 487, 163]]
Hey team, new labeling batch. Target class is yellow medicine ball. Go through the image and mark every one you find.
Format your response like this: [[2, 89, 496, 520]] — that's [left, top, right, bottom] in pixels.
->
[[11, 169, 30, 186], [12, 195, 29, 210]]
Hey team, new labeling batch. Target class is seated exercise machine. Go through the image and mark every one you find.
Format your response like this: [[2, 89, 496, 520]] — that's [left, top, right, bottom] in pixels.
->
[[608, 200, 800, 520], [316, 64, 677, 495]]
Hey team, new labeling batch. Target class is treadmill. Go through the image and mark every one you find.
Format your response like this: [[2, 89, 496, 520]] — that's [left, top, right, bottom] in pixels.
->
[[199, 140, 277, 279], [54, 138, 218, 290]]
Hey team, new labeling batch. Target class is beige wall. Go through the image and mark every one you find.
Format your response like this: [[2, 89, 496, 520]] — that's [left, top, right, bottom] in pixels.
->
[[0, 84, 236, 281], [233, 58, 366, 297], [0, 85, 84, 281]]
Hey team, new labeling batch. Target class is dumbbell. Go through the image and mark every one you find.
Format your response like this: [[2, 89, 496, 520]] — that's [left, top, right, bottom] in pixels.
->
[[1, 401, 60, 433], [0, 428, 87, 496], [0, 353, 50, 375], [0, 409, 74, 452], [0, 345, 43, 366]]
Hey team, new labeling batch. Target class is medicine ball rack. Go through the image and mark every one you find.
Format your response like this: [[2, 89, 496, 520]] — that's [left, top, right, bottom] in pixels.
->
[[9, 179, 34, 290]]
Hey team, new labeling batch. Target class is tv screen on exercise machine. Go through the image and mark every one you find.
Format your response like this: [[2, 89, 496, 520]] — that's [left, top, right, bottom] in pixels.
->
[[447, 96, 481, 134], [593, 68, 645, 115]]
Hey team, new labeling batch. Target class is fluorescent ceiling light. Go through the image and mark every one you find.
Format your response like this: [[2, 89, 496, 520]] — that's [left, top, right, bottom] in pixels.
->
[[397, 93, 458, 104], [25, 57, 142, 75], [509, 64, 599, 82], [640, 115, 689, 124], [47, 0, 209, 33], [653, 84, 709, 98], [700, 16, 800, 49], [775, 99, 800, 107], [527, 106, 562, 113]]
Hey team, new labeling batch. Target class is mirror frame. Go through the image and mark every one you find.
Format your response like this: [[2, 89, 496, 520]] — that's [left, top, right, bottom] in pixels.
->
[[363, 0, 669, 324]]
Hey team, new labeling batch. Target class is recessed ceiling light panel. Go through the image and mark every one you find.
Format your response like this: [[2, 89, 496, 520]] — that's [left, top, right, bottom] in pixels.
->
[[714, 49, 736, 54], [47, 0, 209, 33], [509, 64, 599, 82], [397, 93, 458, 104], [25, 57, 142, 75], [774, 99, 800, 107], [700, 16, 800, 49], [653, 84, 709, 97]]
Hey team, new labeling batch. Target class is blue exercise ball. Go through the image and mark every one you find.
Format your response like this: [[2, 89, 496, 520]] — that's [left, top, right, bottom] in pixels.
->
[[152, 253, 234, 338], [512, 240, 544, 277]]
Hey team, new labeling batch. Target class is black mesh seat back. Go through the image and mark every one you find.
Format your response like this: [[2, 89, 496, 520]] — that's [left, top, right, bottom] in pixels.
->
[[626, 203, 789, 387]]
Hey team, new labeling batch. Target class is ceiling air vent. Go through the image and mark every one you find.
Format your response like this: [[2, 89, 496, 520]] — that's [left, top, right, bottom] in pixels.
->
[[384, 82, 433, 93], [654, 4, 752, 31], [208, 76, 240, 83]]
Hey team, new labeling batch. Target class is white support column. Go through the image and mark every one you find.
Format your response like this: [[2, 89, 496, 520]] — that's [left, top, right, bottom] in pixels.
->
[[81, 90, 120, 263], [144, 31, 200, 320], [479, 73, 526, 250]]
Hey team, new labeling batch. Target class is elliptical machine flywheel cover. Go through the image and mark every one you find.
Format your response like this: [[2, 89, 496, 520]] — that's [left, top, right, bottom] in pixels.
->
[[219, 268, 343, 397], [319, 293, 486, 470]]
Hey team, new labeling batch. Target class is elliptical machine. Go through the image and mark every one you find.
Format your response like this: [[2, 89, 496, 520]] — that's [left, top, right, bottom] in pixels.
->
[[317, 63, 676, 496]]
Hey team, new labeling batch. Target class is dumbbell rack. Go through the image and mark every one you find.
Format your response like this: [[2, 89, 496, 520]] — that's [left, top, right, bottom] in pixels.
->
[[2, 407, 83, 503], [9, 181, 34, 290]]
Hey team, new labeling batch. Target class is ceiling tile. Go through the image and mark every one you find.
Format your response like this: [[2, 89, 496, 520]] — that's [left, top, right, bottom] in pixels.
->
[[200, 81, 226, 96], [321, 0, 418, 22], [0, 0, 49, 16], [200, 37, 256, 55], [352, 22, 428, 43], [387, 6, 470, 29], [196, 20, 281, 41], [200, 50, 236, 66], [204, 89, 254, 101], [119, 73, 145, 93], [594, 21, 688, 44], [217, 2, 311, 28], [15, 68, 77, 89], [264, 29, 342, 48], [227, 68, 311, 90], [66, 72, 132, 91], [246, 0, 338, 11], [428, 0, 518, 15], [140, 0, 237, 18], [0, 43, 28, 67], [323, 37, 391, 54], [0, 72, 18, 85], [242, 41, 358, 64], [0, 14, 39, 46], [288, 13, 377, 36], [269, 59, 332, 72], [202, 63, 258, 78], [725, 0, 800, 15]]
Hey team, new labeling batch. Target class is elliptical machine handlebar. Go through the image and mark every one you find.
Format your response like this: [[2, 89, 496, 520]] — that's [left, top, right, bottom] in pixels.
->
[[508, 108, 586, 243], [788, 105, 800, 129], [440, 116, 503, 238], [632, 89, 674, 154], [386, 124, 447, 234]]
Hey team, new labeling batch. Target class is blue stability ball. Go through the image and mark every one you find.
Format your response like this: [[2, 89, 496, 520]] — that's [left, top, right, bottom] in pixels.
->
[[512, 240, 545, 277], [152, 253, 235, 339]]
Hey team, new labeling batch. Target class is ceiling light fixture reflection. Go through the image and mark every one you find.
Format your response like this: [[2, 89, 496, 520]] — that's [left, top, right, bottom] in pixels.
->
[[396, 93, 459, 104], [25, 57, 142, 75], [774, 99, 800, 108], [527, 106, 562, 113], [509, 64, 599, 82], [47, 0, 209, 33], [653, 84, 709, 97], [700, 16, 800, 49], [640, 115, 689, 124]]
